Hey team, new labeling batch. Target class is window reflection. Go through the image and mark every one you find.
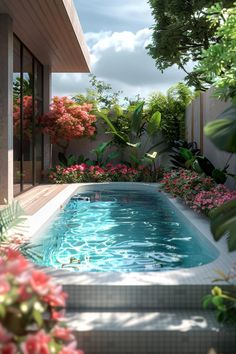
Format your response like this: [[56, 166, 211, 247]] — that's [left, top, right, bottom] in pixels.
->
[[13, 36, 43, 195]]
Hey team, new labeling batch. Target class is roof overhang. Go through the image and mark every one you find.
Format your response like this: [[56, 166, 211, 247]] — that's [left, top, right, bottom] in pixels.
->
[[0, 0, 90, 72]]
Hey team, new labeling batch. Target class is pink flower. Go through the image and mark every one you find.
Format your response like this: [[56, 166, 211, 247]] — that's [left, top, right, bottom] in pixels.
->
[[52, 326, 74, 341], [21, 330, 51, 354], [30, 271, 50, 296], [0, 278, 10, 295]]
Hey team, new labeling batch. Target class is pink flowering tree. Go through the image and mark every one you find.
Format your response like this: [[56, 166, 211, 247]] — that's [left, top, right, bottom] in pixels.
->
[[0, 247, 84, 354], [39, 96, 96, 154]]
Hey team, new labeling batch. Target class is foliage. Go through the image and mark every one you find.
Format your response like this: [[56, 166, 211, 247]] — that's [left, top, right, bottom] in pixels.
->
[[0, 248, 84, 354], [203, 269, 236, 325], [204, 104, 236, 251], [73, 74, 122, 109], [13, 76, 33, 103], [98, 101, 164, 169], [0, 200, 24, 241], [58, 153, 78, 168], [48, 164, 163, 184], [210, 198, 236, 252], [193, 3, 236, 101], [39, 97, 96, 153], [205, 105, 236, 153], [146, 83, 193, 142], [170, 140, 233, 184], [91, 142, 120, 165], [170, 140, 201, 169], [147, 0, 234, 90]]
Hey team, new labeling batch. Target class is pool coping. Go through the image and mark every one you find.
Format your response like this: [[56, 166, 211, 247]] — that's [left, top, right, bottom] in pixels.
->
[[8, 182, 236, 286]]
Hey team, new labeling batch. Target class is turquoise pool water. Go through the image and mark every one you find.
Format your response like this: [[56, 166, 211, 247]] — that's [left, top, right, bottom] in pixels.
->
[[21, 189, 219, 271]]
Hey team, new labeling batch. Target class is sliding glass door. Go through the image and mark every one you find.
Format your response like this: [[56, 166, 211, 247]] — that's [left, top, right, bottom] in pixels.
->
[[13, 36, 44, 195]]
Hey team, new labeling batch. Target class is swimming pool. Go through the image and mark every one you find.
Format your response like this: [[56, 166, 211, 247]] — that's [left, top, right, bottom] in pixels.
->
[[21, 186, 219, 272]]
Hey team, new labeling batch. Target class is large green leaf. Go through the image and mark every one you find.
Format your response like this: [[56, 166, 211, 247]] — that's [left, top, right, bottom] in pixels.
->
[[147, 111, 161, 136], [131, 102, 144, 135], [210, 198, 236, 252], [98, 111, 127, 143], [179, 147, 193, 161], [204, 105, 236, 153]]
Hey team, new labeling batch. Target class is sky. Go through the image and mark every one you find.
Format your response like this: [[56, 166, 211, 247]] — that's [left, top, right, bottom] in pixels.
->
[[52, 0, 187, 99]]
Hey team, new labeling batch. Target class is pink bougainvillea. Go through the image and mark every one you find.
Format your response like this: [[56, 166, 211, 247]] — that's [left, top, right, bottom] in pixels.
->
[[39, 96, 96, 151], [0, 248, 84, 354]]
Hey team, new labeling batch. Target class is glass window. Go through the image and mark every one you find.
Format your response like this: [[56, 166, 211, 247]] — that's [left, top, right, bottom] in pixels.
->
[[13, 36, 21, 195], [13, 36, 44, 196]]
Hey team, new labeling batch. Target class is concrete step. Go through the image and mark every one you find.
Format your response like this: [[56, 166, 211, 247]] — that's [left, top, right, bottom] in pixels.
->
[[66, 310, 236, 354], [63, 284, 231, 311]]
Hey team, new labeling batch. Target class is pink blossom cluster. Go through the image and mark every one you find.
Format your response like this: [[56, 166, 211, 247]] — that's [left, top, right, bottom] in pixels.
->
[[160, 169, 215, 203], [49, 163, 145, 183], [161, 169, 236, 216], [0, 248, 84, 354], [191, 184, 236, 215], [39, 96, 96, 144]]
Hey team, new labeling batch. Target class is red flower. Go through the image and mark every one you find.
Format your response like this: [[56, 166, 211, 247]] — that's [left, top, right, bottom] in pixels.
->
[[1, 343, 17, 354]]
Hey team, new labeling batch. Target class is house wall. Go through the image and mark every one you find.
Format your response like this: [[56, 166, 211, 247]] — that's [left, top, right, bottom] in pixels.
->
[[0, 15, 13, 203], [186, 88, 236, 188]]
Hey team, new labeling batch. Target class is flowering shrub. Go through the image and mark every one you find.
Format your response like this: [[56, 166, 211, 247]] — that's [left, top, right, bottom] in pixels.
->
[[160, 169, 215, 203], [39, 96, 96, 151], [161, 169, 236, 216], [49, 163, 146, 183], [191, 185, 236, 216], [0, 248, 83, 354]]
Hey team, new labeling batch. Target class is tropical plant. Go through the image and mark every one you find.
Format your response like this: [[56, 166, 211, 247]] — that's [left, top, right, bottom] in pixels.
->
[[0, 248, 84, 353], [39, 96, 96, 154], [204, 104, 236, 251], [98, 101, 164, 169], [90, 141, 120, 166], [203, 269, 236, 325], [170, 140, 201, 169], [192, 3, 236, 101], [0, 199, 24, 241], [146, 0, 234, 90], [146, 83, 193, 142]]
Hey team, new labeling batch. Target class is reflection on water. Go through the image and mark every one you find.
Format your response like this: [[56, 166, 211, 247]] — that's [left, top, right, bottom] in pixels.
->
[[21, 190, 218, 272]]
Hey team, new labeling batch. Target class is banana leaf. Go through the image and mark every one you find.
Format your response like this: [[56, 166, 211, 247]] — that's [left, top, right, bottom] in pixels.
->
[[210, 198, 236, 252], [147, 111, 161, 137]]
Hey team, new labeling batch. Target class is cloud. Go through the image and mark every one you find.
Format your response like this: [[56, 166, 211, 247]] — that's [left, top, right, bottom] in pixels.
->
[[52, 27, 188, 99], [74, 0, 153, 32]]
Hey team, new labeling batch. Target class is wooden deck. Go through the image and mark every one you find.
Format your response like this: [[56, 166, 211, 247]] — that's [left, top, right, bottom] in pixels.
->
[[16, 184, 68, 215]]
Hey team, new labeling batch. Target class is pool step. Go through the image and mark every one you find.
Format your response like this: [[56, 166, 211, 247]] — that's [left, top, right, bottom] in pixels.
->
[[63, 284, 231, 311], [66, 310, 236, 354]]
